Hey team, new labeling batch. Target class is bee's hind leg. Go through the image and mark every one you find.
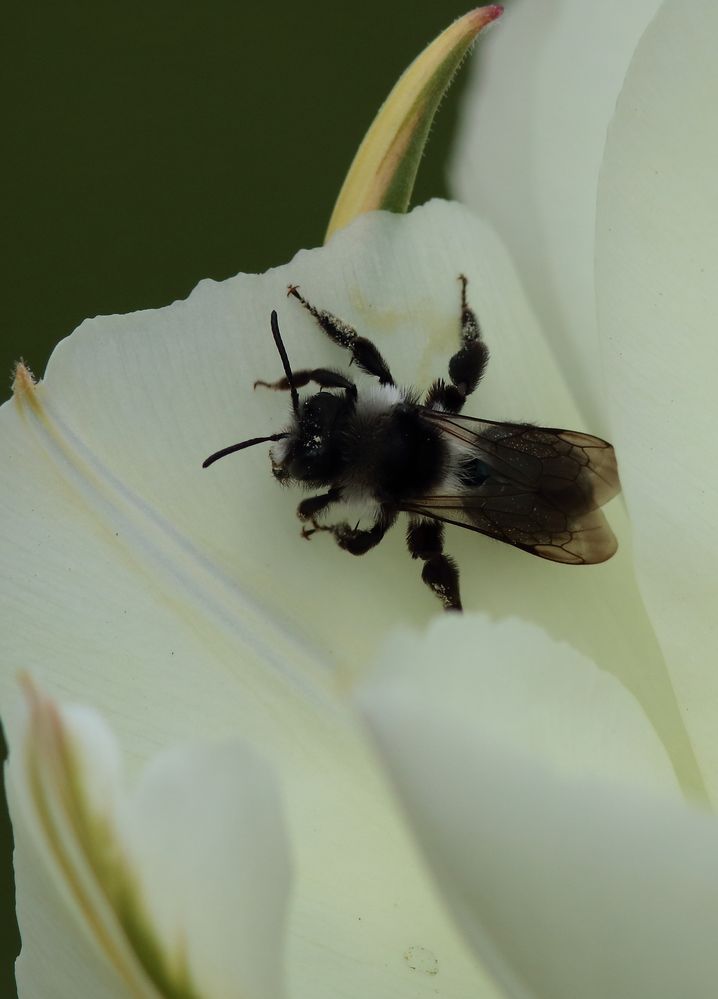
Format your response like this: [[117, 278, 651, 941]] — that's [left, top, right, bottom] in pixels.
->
[[407, 518, 462, 611], [424, 275, 489, 414], [287, 286, 395, 386]]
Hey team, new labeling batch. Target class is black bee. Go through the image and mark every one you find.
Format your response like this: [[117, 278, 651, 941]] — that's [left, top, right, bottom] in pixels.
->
[[203, 278, 620, 611]]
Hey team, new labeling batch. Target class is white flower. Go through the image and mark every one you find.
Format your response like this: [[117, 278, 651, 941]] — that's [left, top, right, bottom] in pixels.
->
[[3, 2, 718, 997], [450, 0, 718, 797]]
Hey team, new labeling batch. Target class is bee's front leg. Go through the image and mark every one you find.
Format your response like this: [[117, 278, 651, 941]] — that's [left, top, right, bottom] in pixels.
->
[[256, 368, 357, 400], [297, 488, 343, 539]]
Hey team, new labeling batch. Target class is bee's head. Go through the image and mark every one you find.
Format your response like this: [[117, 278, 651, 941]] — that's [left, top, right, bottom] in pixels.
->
[[202, 310, 348, 482], [270, 391, 347, 486]]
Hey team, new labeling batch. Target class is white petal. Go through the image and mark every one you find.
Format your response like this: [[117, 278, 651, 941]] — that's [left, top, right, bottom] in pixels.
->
[[10, 788, 137, 999], [122, 743, 289, 999], [361, 614, 678, 800], [7, 684, 290, 999], [0, 202, 699, 991], [450, 0, 660, 431], [595, 1, 718, 796], [6, 692, 159, 998], [359, 619, 718, 999]]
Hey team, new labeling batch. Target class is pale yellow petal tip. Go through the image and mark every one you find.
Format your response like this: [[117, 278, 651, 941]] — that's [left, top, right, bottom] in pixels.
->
[[18, 672, 46, 721], [12, 360, 41, 412], [326, 5, 503, 241], [17, 674, 64, 767]]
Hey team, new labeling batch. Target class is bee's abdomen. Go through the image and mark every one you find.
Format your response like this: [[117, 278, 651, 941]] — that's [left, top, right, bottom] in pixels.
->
[[458, 456, 492, 488]]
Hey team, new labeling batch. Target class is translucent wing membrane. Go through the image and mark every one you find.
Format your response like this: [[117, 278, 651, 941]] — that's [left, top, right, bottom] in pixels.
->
[[401, 410, 620, 565]]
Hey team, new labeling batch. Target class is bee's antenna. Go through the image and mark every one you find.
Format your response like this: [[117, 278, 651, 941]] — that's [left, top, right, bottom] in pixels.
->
[[270, 310, 300, 416], [202, 432, 288, 469]]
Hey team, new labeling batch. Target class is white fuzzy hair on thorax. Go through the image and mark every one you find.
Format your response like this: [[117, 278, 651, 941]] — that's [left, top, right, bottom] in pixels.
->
[[353, 382, 404, 416]]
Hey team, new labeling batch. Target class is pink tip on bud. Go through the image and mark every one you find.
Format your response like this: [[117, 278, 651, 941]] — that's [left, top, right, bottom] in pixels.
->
[[468, 5, 504, 32]]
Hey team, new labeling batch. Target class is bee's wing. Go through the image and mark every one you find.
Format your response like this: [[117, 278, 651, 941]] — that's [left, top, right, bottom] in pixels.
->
[[400, 409, 621, 565], [400, 494, 617, 565], [419, 408, 620, 506]]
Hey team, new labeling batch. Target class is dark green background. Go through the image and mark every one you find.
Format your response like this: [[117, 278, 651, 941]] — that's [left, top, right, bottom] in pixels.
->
[[1, 1, 480, 992]]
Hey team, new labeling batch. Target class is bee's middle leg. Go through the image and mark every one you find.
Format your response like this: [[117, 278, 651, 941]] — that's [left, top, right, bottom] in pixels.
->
[[407, 517, 462, 611], [424, 274, 489, 414], [306, 506, 397, 555]]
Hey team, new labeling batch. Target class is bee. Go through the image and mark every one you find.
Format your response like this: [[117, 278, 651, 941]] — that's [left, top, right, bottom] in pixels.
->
[[203, 278, 620, 611]]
